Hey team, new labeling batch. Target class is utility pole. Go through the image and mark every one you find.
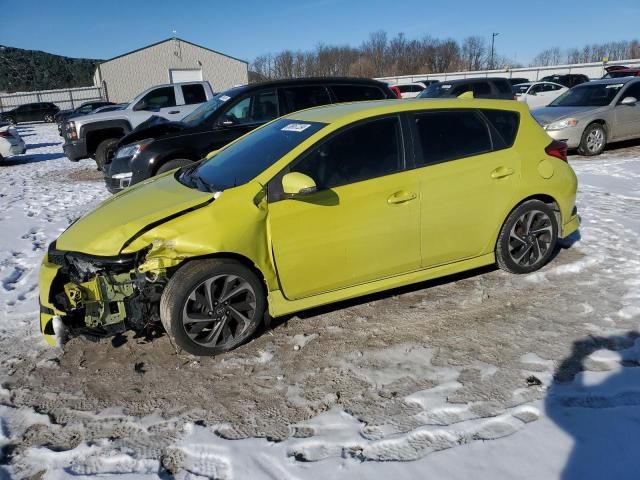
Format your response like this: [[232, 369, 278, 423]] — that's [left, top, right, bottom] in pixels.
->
[[490, 32, 500, 70]]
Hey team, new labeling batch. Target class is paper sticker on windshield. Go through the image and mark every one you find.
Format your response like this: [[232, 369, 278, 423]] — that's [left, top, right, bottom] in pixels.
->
[[606, 84, 623, 89], [219, 95, 231, 101], [281, 123, 311, 132]]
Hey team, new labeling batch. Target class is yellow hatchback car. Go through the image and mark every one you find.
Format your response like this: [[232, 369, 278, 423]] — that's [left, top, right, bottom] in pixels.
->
[[40, 99, 579, 355]]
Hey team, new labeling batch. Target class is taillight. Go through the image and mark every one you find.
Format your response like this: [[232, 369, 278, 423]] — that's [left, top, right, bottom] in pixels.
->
[[545, 140, 568, 162]]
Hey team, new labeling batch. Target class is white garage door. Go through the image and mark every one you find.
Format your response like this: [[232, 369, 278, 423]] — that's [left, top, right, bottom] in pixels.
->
[[169, 69, 203, 83]]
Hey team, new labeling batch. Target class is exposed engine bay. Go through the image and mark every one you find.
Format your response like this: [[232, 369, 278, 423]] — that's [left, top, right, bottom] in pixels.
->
[[47, 245, 166, 337]]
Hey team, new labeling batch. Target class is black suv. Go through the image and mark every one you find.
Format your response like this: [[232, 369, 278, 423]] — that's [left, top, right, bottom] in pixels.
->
[[539, 74, 590, 88], [0, 102, 60, 124], [54, 101, 116, 133], [105, 77, 396, 192], [417, 78, 514, 100]]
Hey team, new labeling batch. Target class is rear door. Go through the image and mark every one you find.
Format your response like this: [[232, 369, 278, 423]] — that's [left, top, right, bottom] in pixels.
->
[[411, 108, 521, 267]]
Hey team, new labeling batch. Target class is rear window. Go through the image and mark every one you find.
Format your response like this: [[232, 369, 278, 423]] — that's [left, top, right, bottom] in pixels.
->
[[182, 84, 207, 105], [482, 109, 520, 148], [331, 85, 386, 102]]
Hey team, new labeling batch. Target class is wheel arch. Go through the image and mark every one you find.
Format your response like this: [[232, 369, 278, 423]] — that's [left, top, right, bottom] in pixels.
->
[[83, 120, 132, 156], [151, 150, 198, 175], [492, 194, 561, 251]]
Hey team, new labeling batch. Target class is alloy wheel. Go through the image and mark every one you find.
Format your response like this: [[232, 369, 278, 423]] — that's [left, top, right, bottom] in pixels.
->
[[508, 210, 554, 267], [586, 127, 604, 153], [181, 274, 257, 348]]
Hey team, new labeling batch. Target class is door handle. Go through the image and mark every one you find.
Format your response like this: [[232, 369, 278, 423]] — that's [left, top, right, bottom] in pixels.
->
[[168, 110, 181, 114], [491, 166, 515, 179], [387, 191, 417, 204]]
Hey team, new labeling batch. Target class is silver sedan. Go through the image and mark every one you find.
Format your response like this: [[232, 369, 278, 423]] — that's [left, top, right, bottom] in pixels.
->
[[531, 77, 640, 156]]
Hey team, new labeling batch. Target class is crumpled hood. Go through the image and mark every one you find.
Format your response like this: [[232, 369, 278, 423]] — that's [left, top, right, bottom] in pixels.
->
[[55, 173, 213, 256], [531, 105, 609, 126]]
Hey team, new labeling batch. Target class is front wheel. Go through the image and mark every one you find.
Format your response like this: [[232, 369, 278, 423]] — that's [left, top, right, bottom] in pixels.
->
[[43, 113, 54, 123], [577, 123, 606, 156], [160, 259, 266, 356], [95, 138, 120, 171], [495, 200, 558, 274]]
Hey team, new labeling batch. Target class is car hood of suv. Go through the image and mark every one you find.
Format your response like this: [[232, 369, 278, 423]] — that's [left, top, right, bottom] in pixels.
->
[[119, 120, 187, 146], [531, 105, 609, 126], [55, 172, 214, 257]]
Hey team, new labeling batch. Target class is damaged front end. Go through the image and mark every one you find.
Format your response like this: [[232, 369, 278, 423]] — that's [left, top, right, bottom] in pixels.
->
[[39, 243, 166, 344]]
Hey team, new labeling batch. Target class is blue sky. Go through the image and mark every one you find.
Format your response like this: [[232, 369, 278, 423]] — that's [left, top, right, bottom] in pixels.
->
[[2, 0, 639, 65]]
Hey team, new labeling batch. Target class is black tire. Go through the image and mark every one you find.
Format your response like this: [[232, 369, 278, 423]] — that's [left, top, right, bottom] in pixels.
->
[[156, 158, 193, 176], [5, 117, 16, 125], [160, 259, 266, 356], [95, 138, 120, 171], [43, 113, 54, 123], [495, 200, 558, 274], [577, 123, 606, 156]]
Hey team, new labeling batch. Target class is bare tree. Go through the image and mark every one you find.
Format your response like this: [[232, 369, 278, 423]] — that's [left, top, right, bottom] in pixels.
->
[[461, 36, 487, 70]]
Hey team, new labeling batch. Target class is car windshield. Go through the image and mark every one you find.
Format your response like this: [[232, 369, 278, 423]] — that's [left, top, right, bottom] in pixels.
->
[[179, 118, 327, 192], [418, 83, 455, 98], [180, 92, 237, 127], [549, 83, 624, 107], [512, 84, 530, 94]]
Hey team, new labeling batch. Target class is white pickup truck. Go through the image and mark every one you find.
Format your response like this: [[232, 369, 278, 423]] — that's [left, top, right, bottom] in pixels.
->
[[61, 81, 215, 169]]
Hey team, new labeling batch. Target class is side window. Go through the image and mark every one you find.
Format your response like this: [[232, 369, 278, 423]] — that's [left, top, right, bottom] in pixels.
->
[[413, 110, 492, 165], [472, 82, 491, 96], [134, 87, 177, 110], [182, 84, 207, 105], [78, 104, 93, 113], [621, 82, 640, 101], [331, 85, 386, 102], [481, 109, 520, 149], [223, 90, 278, 125], [494, 80, 511, 94], [280, 86, 331, 114], [292, 116, 403, 190], [450, 84, 471, 96], [529, 84, 541, 94]]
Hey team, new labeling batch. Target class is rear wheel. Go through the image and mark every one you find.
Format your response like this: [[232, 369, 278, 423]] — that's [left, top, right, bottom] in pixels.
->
[[495, 200, 558, 274], [156, 158, 193, 176], [160, 259, 266, 356], [577, 123, 606, 156], [95, 138, 120, 171]]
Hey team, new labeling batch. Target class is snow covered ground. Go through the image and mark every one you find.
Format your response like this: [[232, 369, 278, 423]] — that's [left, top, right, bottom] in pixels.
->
[[0, 123, 639, 479]]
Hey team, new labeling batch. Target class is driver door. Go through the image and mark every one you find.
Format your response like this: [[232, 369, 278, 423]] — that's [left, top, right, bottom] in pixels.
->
[[268, 115, 421, 300], [614, 82, 640, 139]]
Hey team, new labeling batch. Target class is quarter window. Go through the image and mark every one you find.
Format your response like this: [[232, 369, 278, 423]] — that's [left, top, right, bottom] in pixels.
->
[[293, 116, 403, 190], [413, 110, 492, 165], [482, 109, 520, 148], [280, 86, 331, 114], [473, 82, 492, 96]]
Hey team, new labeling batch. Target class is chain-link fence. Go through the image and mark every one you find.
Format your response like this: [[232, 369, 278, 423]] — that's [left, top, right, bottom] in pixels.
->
[[0, 84, 108, 113]]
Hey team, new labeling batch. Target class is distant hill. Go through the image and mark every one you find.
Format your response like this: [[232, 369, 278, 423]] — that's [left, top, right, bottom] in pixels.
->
[[0, 45, 102, 94]]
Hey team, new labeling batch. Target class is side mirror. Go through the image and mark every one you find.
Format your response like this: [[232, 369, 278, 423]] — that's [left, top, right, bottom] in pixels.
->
[[620, 96, 637, 106], [282, 172, 317, 196]]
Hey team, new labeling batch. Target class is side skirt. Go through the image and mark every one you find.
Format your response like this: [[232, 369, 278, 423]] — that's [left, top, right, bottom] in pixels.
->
[[267, 252, 495, 317]]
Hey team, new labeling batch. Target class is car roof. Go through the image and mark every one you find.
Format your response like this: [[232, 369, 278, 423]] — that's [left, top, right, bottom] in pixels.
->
[[287, 98, 527, 125], [579, 77, 640, 86], [437, 77, 509, 85], [227, 77, 391, 96]]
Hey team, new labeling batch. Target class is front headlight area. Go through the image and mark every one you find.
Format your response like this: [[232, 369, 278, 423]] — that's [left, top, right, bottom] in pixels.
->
[[545, 118, 578, 131], [44, 245, 166, 337], [114, 138, 153, 160]]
